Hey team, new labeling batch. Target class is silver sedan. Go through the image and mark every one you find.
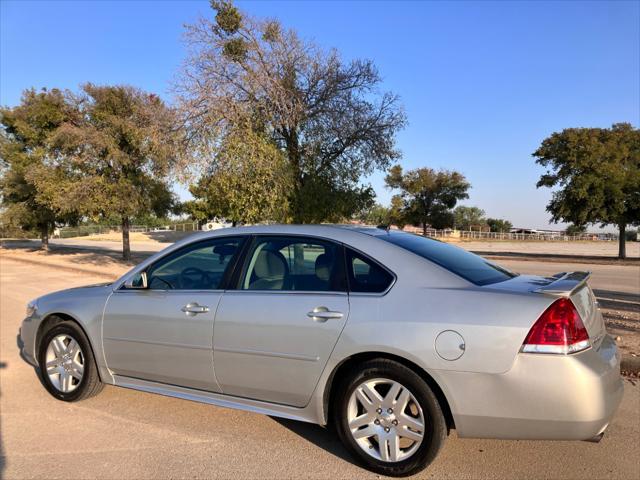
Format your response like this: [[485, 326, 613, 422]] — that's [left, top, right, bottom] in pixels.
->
[[19, 225, 623, 476]]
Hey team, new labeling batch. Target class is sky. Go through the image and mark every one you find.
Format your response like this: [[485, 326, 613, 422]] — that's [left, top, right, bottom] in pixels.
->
[[1, 0, 639, 230]]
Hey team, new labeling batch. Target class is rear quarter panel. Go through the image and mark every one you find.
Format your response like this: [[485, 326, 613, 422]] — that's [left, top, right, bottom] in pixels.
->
[[327, 233, 556, 376], [337, 281, 553, 376]]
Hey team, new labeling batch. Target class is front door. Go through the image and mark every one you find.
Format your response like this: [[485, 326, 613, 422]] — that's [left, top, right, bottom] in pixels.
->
[[103, 236, 244, 391], [213, 235, 349, 407]]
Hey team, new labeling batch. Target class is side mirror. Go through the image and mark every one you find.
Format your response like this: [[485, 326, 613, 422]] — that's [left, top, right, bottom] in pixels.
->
[[124, 271, 148, 289]]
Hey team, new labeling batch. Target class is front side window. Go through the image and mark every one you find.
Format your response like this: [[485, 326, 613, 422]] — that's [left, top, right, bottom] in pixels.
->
[[241, 237, 346, 292], [146, 237, 243, 290], [346, 248, 395, 293]]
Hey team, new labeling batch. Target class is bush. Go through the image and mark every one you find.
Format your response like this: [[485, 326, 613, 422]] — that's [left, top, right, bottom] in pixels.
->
[[625, 229, 639, 242]]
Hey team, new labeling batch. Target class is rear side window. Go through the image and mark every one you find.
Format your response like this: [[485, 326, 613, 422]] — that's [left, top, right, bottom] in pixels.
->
[[346, 248, 394, 293], [378, 232, 516, 286], [240, 236, 347, 292]]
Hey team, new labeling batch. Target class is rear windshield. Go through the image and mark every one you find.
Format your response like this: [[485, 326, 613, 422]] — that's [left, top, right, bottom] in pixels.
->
[[377, 232, 516, 286]]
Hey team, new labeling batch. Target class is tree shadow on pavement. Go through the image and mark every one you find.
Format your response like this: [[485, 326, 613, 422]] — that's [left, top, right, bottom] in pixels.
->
[[0, 240, 151, 266], [144, 231, 193, 243], [269, 417, 354, 464]]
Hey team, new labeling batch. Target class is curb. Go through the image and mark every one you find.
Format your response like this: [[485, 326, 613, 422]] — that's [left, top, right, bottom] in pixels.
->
[[480, 253, 640, 267], [1, 254, 122, 280]]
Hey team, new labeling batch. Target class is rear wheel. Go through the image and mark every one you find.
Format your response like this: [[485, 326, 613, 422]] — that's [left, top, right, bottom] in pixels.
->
[[37, 319, 104, 401], [334, 359, 447, 477]]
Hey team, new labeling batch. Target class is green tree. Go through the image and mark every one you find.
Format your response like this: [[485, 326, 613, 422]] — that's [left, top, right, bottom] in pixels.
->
[[486, 218, 513, 233], [185, 124, 291, 225], [388, 195, 407, 229], [31, 84, 182, 260], [385, 165, 470, 235], [534, 123, 640, 258], [625, 228, 638, 242], [177, 0, 405, 223], [429, 209, 456, 230], [357, 203, 391, 226], [453, 206, 486, 230], [564, 224, 587, 236], [0, 88, 78, 249]]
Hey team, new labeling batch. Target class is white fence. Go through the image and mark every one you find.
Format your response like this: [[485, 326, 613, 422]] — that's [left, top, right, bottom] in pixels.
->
[[54, 222, 617, 242], [457, 231, 613, 241], [55, 222, 199, 238], [398, 226, 615, 242]]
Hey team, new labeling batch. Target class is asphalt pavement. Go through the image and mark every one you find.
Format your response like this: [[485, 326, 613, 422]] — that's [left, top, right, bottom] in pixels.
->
[[1, 257, 639, 479]]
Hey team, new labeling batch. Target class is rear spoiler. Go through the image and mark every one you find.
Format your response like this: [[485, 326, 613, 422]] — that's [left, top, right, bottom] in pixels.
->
[[534, 271, 591, 296]]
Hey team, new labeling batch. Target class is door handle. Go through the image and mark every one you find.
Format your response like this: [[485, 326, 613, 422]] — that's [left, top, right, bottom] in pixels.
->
[[307, 306, 343, 322], [181, 303, 210, 316]]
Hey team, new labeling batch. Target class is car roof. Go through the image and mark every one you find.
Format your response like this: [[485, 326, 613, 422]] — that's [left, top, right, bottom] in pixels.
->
[[190, 223, 388, 236]]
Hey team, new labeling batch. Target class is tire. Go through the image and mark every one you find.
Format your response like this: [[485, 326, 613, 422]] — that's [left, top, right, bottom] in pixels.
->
[[333, 359, 447, 477], [37, 319, 104, 402]]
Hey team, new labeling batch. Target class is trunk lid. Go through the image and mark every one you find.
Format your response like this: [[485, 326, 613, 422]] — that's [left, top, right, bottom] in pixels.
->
[[487, 271, 607, 347]]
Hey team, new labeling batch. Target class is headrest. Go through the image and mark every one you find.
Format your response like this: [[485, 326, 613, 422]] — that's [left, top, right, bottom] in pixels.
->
[[315, 253, 332, 282], [254, 250, 287, 279]]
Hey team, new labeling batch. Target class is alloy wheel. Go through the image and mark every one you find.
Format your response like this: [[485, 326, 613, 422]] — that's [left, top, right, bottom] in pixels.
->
[[347, 378, 425, 462], [45, 334, 84, 393]]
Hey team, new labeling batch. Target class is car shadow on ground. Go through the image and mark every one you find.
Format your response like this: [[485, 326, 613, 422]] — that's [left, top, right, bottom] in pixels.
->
[[269, 416, 355, 464], [143, 231, 193, 243]]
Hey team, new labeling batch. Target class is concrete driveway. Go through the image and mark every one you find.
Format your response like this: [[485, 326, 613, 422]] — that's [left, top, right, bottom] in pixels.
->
[[1, 257, 639, 479]]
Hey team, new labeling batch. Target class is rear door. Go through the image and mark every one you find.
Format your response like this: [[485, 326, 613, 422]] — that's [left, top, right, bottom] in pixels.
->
[[213, 235, 349, 407]]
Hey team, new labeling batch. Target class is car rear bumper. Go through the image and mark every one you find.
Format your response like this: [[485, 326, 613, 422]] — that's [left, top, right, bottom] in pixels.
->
[[444, 334, 623, 440]]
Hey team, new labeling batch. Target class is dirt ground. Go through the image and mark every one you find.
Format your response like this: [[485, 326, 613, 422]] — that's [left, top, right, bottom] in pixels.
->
[[0, 247, 135, 278], [66, 230, 194, 243], [602, 308, 640, 363]]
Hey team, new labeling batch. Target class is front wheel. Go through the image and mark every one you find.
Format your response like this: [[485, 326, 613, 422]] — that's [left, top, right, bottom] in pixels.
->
[[37, 319, 104, 401], [334, 359, 447, 477]]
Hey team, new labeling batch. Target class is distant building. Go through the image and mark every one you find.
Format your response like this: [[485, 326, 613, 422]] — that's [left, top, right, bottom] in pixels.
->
[[509, 227, 617, 241], [510, 228, 563, 237]]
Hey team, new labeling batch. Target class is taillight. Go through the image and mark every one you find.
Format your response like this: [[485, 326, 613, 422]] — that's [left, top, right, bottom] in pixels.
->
[[521, 298, 590, 354]]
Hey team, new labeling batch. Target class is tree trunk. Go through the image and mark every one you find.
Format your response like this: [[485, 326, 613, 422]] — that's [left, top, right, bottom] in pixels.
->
[[285, 129, 304, 223], [40, 224, 49, 252], [422, 222, 427, 236], [618, 223, 626, 259], [122, 216, 131, 261]]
